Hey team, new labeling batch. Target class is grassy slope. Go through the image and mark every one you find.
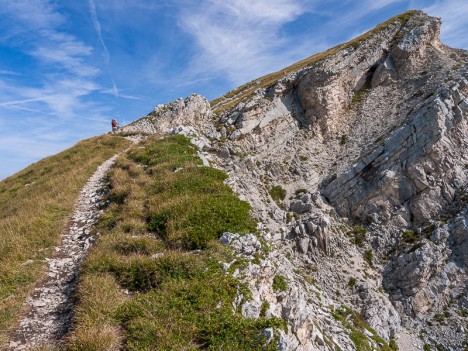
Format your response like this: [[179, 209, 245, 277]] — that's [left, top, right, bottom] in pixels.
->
[[210, 10, 417, 114], [0, 135, 130, 342], [68, 135, 283, 350]]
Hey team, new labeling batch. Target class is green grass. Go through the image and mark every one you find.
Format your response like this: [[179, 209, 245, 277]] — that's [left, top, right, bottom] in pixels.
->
[[351, 225, 367, 247], [272, 275, 288, 292], [331, 306, 393, 351], [350, 86, 371, 107], [260, 301, 270, 318], [389, 338, 399, 350], [68, 135, 283, 350], [364, 250, 373, 267], [0, 135, 130, 343], [210, 11, 418, 114], [269, 185, 287, 206]]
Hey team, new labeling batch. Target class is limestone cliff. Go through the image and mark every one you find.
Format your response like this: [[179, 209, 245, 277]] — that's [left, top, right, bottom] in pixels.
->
[[123, 10, 468, 350]]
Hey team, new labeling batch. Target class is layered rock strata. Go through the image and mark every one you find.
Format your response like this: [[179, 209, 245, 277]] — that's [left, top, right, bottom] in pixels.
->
[[122, 10, 468, 350]]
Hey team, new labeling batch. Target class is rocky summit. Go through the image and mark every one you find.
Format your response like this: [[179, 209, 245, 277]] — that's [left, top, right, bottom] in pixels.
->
[[122, 10, 468, 350]]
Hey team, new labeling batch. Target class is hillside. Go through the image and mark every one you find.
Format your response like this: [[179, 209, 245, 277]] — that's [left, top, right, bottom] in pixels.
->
[[0, 136, 131, 346], [2, 9, 468, 351]]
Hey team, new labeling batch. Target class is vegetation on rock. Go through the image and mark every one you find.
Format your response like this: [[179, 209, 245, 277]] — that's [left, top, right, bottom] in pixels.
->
[[68, 135, 282, 350]]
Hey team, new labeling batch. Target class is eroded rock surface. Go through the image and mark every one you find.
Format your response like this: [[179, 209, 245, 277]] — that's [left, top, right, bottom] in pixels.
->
[[117, 10, 468, 350]]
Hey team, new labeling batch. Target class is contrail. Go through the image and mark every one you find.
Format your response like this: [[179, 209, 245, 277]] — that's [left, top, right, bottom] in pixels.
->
[[0, 96, 53, 107], [88, 0, 110, 64], [111, 79, 119, 97]]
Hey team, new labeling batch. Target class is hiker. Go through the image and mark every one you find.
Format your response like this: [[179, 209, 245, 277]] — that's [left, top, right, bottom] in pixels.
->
[[111, 118, 119, 133]]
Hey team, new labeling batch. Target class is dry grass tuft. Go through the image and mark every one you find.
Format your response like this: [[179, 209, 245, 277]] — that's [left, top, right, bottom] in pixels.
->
[[0, 135, 130, 343], [68, 135, 283, 350], [68, 324, 122, 351]]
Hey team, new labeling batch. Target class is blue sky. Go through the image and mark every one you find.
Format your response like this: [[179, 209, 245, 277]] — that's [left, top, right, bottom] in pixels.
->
[[0, 0, 467, 180]]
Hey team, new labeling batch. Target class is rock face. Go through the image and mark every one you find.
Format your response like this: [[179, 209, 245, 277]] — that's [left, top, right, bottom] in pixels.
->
[[324, 78, 468, 226], [122, 10, 468, 350]]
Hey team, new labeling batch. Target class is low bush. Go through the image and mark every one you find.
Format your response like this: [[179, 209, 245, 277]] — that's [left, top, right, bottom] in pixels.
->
[[68, 135, 281, 350], [402, 230, 418, 243], [273, 275, 288, 292], [269, 186, 287, 205], [364, 250, 373, 266], [351, 225, 367, 247]]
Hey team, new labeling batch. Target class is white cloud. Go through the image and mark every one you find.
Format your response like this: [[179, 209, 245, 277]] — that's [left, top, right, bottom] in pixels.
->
[[175, 0, 416, 86], [422, 0, 468, 49], [0, 69, 21, 76], [0, 96, 54, 107], [0, 1, 103, 119], [0, 0, 64, 31], [177, 0, 314, 84]]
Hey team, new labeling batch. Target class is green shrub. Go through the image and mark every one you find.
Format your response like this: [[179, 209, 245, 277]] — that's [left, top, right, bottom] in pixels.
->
[[269, 186, 286, 205], [129, 134, 199, 168], [116, 272, 284, 351], [331, 305, 395, 350], [364, 250, 373, 266], [402, 230, 418, 243], [389, 338, 399, 350], [341, 134, 349, 145], [260, 300, 270, 317], [348, 277, 357, 288], [352, 225, 367, 247], [273, 275, 288, 292], [179, 194, 256, 249]]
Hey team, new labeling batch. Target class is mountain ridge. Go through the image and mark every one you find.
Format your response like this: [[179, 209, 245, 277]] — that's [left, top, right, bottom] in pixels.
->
[[2, 9, 468, 350], [121, 9, 468, 350]]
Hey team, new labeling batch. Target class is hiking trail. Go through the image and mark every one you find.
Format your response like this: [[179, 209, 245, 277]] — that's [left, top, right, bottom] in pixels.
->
[[7, 137, 140, 350]]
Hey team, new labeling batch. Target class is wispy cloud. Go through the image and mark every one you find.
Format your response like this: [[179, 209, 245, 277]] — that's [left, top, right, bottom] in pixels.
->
[[177, 0, 314, 84], [0, 96, 54, 107], [421, 0, 468, 49], [0, 0, 112, 179], [88, 0, 110, 64], [175, 0, 413, 85], [101, 86, 142, 100], [0, 69, 21, 76], [0, 1, 101, 115]]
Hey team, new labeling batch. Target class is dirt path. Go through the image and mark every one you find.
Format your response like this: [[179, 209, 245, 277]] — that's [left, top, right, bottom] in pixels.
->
[[7, 152, 122, 350]]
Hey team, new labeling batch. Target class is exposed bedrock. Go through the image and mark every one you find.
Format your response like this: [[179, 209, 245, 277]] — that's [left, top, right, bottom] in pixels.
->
[[324, 79, 468, 227]]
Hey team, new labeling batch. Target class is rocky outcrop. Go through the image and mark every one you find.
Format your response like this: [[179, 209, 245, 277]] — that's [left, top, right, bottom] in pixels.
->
[[324, 78, 468, 226], [120, 10, 468, 350], [122, 94, 219, 138]]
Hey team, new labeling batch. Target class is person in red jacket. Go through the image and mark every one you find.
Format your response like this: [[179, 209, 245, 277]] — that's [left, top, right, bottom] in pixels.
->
[[111, 118, 119, 133]]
